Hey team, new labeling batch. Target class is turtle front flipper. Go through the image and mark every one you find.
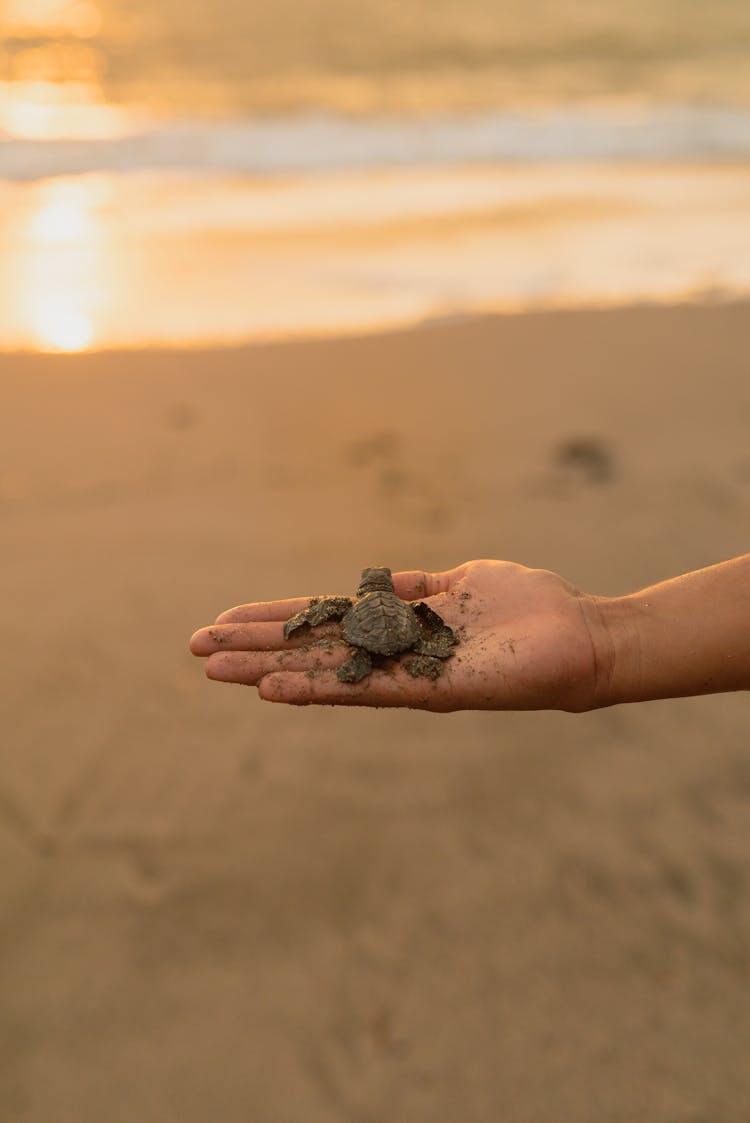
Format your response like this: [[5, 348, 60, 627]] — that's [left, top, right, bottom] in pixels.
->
[[283, 596, 352, 639], [337, 647, 373, 683], [411, 600, 458, 658]]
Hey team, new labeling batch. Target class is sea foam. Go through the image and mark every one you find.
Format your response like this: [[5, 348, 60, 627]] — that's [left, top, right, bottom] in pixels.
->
[[3, 105, 750, 181]]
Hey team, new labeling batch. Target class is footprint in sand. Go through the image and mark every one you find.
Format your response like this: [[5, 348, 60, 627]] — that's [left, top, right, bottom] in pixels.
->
[[527, 435, 617, 498]]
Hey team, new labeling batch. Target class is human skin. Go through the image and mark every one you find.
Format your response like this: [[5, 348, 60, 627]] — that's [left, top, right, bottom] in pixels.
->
[[189, 555, 750, 712]]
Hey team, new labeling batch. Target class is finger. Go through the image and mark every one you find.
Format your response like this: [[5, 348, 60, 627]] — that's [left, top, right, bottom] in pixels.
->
[[215, 573, 456, 623], [190, 620, 342, 655], [215, 597, 317, 624], [391, 569, 456, 601], [257, 669, 454, 711], [205, 645, 349, 685]]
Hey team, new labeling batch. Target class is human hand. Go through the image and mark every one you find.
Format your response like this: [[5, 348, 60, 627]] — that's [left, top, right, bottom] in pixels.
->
[[189, 560, 612, 712]]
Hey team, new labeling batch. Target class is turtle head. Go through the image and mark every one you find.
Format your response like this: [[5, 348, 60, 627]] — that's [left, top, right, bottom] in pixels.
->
[[357, 566, 394, 595]]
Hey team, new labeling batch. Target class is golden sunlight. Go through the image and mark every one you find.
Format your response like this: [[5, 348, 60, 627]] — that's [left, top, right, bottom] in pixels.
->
[[32, 300, 94, 351], [17, 178, 110, 352], [0, 80, 133, 140], [30, 194, 97, 242], [3, 0, 101, 38], [0, 0, 135, 141]]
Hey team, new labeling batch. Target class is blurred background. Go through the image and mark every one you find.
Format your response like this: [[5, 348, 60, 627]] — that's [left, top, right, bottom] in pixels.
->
[[3, 0, 750, 347], [2, 2, 750, 1120]]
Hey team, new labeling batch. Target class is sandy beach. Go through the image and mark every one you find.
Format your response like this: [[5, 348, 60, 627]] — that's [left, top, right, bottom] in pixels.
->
[[2, 300, 750, 1120]]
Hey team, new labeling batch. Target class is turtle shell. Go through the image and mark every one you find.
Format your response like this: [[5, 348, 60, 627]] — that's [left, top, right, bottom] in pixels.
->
[[342, 591, 420, 657]]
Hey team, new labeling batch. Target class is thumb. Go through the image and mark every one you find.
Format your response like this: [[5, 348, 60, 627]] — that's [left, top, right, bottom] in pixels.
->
[[391, 568, 457, 601]]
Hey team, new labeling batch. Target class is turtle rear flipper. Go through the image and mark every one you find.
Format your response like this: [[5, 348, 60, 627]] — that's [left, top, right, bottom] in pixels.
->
[[337, 647, 373, 683], [283, 596, 352, 639], [411, 600, 458, 658]]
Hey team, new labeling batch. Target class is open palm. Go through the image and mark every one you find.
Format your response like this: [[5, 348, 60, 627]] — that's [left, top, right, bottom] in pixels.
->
[[190, 560, 608, 712]]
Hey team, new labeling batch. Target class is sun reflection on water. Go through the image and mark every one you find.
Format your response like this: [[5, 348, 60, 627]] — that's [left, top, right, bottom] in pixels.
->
[[0, 0, 120, 349], [3, 0, 102, 39], [14, 178, 110, 352], [0, 79, 133, 139], [0, 0, 137, 140], [32, 300, 94, 352]]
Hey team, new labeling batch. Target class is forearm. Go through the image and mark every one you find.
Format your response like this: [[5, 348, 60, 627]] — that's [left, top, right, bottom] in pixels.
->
[[591, 554, 750, 707]]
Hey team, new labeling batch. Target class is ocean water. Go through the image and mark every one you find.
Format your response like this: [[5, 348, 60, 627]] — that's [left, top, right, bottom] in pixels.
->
[[2, 0, 750, 350]]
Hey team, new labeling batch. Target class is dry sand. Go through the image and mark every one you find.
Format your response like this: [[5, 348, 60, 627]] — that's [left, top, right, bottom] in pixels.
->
[[1, 301, 750, 1121]]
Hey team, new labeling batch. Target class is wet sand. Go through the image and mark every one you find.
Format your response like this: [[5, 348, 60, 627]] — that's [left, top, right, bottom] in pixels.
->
[[1, 301, 750, 1121]]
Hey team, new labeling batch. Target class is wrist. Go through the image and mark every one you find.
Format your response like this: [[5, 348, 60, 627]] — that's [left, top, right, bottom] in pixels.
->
[[579, 593, 646, 709], [579, 555, 750, 709]]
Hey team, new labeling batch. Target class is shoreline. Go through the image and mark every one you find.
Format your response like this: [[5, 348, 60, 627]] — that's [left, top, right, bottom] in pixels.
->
[[2, 291, 750, 361]]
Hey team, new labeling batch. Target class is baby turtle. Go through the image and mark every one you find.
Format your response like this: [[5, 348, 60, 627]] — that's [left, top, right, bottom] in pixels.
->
[[283, 566, 458, 683]]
